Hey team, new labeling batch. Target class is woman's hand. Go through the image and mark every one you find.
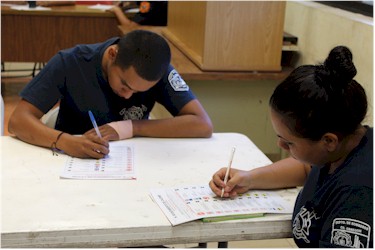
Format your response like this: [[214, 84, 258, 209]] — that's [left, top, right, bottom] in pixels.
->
[[209, 167, 252, 198]]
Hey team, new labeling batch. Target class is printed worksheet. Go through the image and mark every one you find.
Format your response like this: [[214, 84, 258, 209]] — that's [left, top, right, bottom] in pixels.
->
[[150, 184, 293, 226], [10, 5, 51, 11], [88, 4, 114, 11], [61, 144, 135, 180]]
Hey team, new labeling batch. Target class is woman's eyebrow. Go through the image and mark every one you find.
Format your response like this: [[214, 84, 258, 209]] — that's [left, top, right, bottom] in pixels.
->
[[277, 135, 291, 142]]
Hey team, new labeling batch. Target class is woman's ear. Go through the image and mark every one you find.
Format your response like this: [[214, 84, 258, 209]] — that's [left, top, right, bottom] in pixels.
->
[[321, 133, 339, 152]]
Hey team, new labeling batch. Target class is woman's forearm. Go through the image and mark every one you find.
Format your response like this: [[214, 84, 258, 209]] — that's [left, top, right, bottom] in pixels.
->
[[248, 157, 310, 190]]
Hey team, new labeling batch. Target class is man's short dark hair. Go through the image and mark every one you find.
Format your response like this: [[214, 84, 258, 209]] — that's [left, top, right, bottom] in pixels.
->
[[115, 30, 171, 81]]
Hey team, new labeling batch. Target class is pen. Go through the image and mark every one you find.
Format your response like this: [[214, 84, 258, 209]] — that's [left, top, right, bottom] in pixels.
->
[[221, 147, 236, 198], [88, 110, 102, 138]]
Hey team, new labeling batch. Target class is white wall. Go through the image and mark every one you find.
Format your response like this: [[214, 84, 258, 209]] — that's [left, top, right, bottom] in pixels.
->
[[284, 1, 373, 126], [152, 1, 374, 161], [6, 2, 372, 161], [187, 2, 374, 160]]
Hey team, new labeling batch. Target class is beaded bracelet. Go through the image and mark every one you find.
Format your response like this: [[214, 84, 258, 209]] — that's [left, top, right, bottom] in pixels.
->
[[51, 132, 64, 156]]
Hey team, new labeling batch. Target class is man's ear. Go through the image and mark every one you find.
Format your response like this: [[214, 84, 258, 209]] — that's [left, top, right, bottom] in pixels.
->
[[321, 133, 339, 152], [108, 46, 118, 61]]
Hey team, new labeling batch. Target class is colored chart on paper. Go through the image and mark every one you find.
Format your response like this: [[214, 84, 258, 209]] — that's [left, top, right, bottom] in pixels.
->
[[150, 184, 293, 226], [61, 144, 135, 180]]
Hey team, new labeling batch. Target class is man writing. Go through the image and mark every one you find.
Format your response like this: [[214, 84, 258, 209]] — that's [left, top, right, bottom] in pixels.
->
[[9, 30, 213, 159]]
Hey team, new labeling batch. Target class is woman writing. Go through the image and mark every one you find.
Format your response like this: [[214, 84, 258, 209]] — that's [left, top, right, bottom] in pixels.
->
[[209, 46, 373, 248]]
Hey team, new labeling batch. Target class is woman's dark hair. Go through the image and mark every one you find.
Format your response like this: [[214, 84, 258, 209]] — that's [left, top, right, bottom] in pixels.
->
[[115, 30, 171, 81], [269, 46, 367, 141]]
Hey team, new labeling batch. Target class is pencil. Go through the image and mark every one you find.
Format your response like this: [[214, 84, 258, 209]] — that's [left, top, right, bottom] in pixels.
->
[[88, 110, 102, 138], [221, 147, 236, 198]]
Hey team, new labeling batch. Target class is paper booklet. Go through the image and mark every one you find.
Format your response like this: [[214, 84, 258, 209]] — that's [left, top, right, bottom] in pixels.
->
[[60, 144, 136, 180], [150, 184, 293, 226]]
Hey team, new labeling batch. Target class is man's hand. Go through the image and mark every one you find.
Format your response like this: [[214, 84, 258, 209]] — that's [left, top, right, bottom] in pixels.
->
[[60, 133, 110, 159], [84, 124, 120, 141]]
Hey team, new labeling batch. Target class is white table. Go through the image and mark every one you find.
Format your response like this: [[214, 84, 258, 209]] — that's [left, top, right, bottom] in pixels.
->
[[1, 133, 298, 247]]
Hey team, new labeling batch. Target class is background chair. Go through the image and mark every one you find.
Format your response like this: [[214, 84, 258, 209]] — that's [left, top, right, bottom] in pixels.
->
[[1, 94, 4, 135], [41, 106, 59, 128]]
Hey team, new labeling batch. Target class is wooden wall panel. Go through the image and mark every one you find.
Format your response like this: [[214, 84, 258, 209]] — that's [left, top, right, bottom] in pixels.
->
[[166, 1, 207, 63], [164, 1, 286, 72], [204, 1, 285, 71]]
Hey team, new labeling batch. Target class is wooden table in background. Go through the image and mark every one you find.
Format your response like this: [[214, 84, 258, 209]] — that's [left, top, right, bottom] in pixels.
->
[[1, 5, 121, 62], [118, 26, 293, 81], [1, 4, 293, 81]]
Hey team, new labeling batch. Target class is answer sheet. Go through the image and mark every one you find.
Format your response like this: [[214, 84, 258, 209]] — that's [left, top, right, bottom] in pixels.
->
[[150, 184, 294, 226], [61, 144, 135, 180]]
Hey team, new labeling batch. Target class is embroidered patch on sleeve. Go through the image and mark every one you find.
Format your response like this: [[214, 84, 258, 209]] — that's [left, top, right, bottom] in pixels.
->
[[293, 206, 320, 243], [168, 69, 189, 92], [331, 218, 371, 248], [139, 2, 151, 13]]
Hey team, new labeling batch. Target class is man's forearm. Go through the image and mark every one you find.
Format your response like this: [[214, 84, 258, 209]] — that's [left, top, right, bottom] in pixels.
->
[[132, 115, 213, 138]]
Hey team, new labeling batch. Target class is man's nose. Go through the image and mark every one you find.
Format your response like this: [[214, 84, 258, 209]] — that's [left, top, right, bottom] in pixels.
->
[[122, 90, 134, 99]]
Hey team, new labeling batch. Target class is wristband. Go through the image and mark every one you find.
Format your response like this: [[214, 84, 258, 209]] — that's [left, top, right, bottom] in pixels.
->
[[51, 131, 64, 156], [107, 120, 133, 140]]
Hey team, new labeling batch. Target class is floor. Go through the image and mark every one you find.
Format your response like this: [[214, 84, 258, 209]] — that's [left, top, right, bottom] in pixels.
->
[[165, 239, 297, 248], [1, 63, 297, 248]]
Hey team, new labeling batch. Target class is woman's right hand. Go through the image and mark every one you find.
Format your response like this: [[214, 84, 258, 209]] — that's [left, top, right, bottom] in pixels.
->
[[209, 167, 252, 198]]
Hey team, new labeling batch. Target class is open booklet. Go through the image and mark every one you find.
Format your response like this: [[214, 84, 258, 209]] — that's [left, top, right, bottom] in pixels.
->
[[150, 184, 294, 226]]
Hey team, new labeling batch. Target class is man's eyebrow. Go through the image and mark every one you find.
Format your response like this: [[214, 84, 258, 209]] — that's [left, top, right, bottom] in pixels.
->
[[121, 79, 137, 92]]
